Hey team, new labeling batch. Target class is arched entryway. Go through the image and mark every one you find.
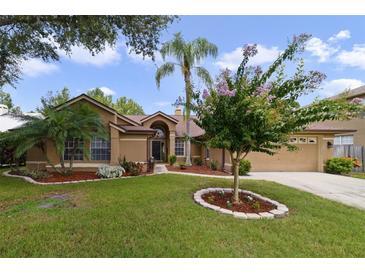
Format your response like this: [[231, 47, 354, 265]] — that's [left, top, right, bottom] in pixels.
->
[[150, 121, 169, 162]]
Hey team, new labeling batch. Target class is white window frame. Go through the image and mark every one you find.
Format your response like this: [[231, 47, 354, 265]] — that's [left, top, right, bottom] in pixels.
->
[[90, 136, 111, 161], [334, 135, 354, 145], [175, 139, 185, 156]]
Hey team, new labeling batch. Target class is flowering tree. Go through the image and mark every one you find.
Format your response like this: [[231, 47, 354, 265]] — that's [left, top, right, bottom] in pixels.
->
[[193, 34, 361, 203]]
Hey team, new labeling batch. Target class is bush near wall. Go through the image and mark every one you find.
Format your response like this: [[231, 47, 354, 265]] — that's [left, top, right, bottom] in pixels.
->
[[325, 157, 355, 175], [231, 159, 251, 175]]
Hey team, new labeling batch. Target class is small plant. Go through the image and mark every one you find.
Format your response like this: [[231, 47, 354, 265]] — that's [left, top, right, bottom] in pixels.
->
[[239, 159, 251, 175], [168, 155, 177, 166], [252, 201, 261, 210], [193, 157, 203, 166], [226, 200, 233, 209], [243, 195, 253, 203], [325, 157, 354, 175], [207, 196, 214, 203], [97, 165, 125, 178], [210, 160, 218, 171], [218, 190, 225, 197], [119, 156, 143, 176], [178, 162, 186, 169], [11, 169, 49, 180]]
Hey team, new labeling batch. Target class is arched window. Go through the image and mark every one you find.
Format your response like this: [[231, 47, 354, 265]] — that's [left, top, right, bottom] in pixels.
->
[[154, 127, 165, 138]]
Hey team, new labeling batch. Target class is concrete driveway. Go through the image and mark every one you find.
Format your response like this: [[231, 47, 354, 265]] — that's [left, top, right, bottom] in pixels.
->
[[247, 172, 365, 210]]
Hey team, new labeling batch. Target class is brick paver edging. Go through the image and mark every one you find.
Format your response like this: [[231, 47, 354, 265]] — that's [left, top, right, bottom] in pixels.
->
[[2, 170, 155, 185], [194, 188, 289, 219]]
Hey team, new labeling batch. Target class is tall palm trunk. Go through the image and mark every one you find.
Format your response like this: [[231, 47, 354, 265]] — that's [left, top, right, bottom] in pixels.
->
[[184, 69, 192, 166]]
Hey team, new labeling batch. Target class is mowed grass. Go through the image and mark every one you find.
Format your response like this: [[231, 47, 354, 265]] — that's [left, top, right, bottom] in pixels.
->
[[350, 172, 365, 180], [1, 170, 365, 257]]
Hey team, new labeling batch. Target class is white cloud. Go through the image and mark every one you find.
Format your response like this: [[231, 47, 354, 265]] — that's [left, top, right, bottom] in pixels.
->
[[88, 87, 116, 96], [320, 78, 364, 97], [125, 46, 163, 65], [21, 59, 59, 77], [99, 87, 116, 96], [215, 44, 280, 70], [305, 37, 338, 62], [61, 44, 121, 67], [328, 30, 351, 43], [337, 44, 365, 70], [153, 101, 171, 107]]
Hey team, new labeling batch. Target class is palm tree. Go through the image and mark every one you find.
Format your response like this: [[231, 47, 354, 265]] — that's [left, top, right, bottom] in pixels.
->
[[1, 104, 106, 174], [155, 32, 218, 165]]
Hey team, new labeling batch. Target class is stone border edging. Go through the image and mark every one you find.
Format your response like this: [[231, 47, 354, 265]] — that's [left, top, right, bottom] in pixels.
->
[[2, 170, 155, 185], [194, 188, 289, 219]]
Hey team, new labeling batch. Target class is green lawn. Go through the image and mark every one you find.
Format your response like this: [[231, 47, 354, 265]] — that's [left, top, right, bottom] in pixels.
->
[[350, 172, 365, 180], [1, 170, 365, 257]]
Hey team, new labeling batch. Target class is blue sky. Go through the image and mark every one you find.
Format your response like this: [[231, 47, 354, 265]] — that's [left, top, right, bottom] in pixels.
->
[[6, 16, 365, 114]]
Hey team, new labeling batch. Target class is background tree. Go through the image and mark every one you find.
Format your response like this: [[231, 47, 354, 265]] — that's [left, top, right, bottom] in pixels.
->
[[114, 96, 144, 115], [0, 15, 176, 88], [0, 90, 13, 109], [193, 34, 362, 203], [155, 32, 218, 165], [37, 87, 71, 115], [1, 104, 106, 174], [87, 88, 113, 107]]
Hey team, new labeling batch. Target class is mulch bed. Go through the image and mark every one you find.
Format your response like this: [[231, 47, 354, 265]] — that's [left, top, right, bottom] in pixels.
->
[[202, 191, 276, 213], [37, 172, 99, 183], [166, 165, 229, 176]]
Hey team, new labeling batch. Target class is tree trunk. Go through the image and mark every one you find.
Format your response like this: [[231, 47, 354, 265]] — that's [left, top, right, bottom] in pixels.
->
[[184, 69, 192, 166], [230, 151, 241, 204]]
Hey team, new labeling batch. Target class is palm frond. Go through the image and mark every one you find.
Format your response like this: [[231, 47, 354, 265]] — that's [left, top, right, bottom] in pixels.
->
[[191, 38, 218, 63], [160, 32, 185, 63], [155, 62, 175, 89], [195, 66, 213, 88]]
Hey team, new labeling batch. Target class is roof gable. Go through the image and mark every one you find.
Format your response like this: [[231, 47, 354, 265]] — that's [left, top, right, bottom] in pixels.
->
[[140, 111, 179, 124], [54, 94, 140, 126]]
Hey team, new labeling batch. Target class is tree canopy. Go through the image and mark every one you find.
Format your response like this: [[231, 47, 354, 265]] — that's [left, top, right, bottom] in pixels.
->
[[193, 34, 362, 203], [87, 88, 144, 115], [37, 87, 71, 115], [0, 15, 176, 88]]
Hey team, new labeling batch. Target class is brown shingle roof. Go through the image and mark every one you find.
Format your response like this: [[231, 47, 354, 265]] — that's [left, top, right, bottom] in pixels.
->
[[126, 115, 205, 137], [305, 121, 356, 133], [330, 85, 365, 100]]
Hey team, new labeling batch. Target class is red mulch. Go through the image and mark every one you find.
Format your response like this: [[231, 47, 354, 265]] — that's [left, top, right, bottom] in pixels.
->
[[166, 165, 229, 176], [202, 191, 276, 213], [37, 172, 99, 183]]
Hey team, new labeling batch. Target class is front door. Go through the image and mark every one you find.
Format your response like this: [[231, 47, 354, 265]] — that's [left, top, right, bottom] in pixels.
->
[[152, 140, 162, 161]]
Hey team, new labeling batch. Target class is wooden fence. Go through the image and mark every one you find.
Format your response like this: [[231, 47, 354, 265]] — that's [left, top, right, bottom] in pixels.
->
[[333, 145, 365, 172]]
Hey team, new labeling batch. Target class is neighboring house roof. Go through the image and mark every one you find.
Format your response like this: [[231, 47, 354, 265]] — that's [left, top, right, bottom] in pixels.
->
[[330, 85, 365, 100], [55, 93, 141, 126], [0, 113, 43, 132]]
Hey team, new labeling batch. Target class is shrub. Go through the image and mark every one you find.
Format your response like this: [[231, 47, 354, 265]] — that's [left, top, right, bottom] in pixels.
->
[[168, 155, 177, 166], [238, 159, 251, 175], [97, 165, 125, 178], [325, 157, 354, 175], [178, 162, 186, 169], [10, 168, 49, 180], [193, 157, 203, 166], [119, 156, 143, 176], [210, 160, 218, 170]]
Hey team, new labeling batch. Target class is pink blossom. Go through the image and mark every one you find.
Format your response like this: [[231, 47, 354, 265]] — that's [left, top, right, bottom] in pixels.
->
[[202, 89, 210, 99], [351, 97, 363, 105]]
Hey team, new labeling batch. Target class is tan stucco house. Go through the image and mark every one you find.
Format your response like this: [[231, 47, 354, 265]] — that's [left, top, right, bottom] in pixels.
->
[[26, 93, 355, 173]]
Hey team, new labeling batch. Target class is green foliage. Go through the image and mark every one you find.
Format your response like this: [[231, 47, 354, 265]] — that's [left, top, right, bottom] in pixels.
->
[[0, 15, 176, 88], [10, 169, 49, 180], [87, 88, 113, 107], [155, 32, 218, 165], [0, 104, 107, 174], [114, 96, 144, 115], [168, 155, 177, 166], [238, 159, 251, 175], [178, 162, 186, 169], [97, 165, 125, 178], [119, 156, 143, 176], [0, 90, 13, 109], [193, 34, 362, 202], [210, 160, 218, 170], [37, 87, 70, 115], [325, 157, 354, 175], [193, 157, 203, 166]]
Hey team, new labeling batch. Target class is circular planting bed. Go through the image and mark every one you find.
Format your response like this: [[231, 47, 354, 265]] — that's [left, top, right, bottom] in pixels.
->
[[194, 188, 289, 219]]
